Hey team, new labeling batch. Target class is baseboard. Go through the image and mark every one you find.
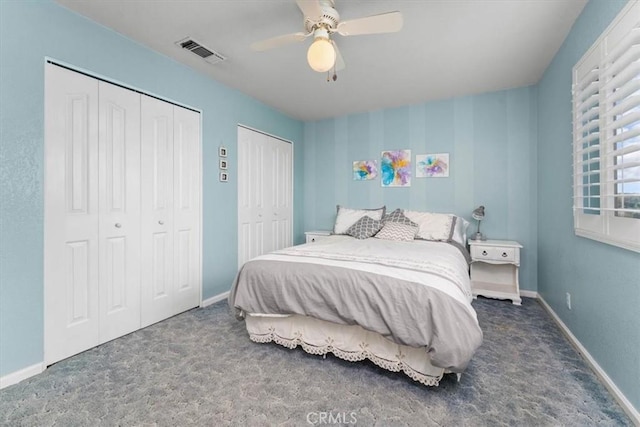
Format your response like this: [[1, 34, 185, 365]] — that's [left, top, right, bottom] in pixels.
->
[[0, 362, 45, 390], [519, 290, 538, 299], [201, 291, 230, 308], [537, 296, 640, 425]]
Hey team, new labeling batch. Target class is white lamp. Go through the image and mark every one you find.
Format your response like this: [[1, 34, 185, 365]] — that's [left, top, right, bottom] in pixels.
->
[[472, 205, 486, 241]]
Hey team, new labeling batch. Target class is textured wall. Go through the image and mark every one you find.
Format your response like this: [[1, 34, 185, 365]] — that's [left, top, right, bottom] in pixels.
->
[[302, 87, 538, 292], [537, 0, 639, 412], [0, 0, 303, 377]]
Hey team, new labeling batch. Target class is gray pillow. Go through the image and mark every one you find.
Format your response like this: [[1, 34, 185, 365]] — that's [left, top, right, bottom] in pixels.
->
[[383, 208, 418, 227], [345, 215, 383, 239]]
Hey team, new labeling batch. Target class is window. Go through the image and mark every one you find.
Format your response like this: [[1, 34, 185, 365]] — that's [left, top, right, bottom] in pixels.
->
[[572, 0, 640, 253]]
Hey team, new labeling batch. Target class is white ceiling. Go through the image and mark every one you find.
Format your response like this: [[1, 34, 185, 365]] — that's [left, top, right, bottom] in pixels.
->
[[55, 0, 587, 121]]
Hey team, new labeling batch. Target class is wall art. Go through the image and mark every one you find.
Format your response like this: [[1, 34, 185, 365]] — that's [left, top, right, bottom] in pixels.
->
[[381, 149, 411, 187], [352, 160, 378, 181], [416, 153, 449, 178]]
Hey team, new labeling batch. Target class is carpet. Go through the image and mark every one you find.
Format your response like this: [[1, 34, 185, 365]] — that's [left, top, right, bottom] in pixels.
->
[[0, 297, 631, 426]]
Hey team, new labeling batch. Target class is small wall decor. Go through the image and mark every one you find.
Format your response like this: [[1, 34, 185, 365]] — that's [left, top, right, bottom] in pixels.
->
[[219, 146, 228, 157], [416, 153, 449, 178], [353, 160, 378, 181], [219, 171, 229, 182], [381, 149, 411, 187], [219, 158, 228, 170]]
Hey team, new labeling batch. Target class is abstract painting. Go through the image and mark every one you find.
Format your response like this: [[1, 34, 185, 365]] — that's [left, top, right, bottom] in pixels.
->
[[416, 153, 449, 178], [353, 160, 378, 181], [380, 149, 411, 187]]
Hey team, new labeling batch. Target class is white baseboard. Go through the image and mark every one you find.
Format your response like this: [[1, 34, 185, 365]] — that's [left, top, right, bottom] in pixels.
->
[[520, 289, 538, 299], [537, 296, 640, 425], [0, 362, 45, 390], [201, 291, 230, 307]]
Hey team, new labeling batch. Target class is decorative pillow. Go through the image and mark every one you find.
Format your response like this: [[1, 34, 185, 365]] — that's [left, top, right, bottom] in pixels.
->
[[374, 222, 419, 242], [345, 215, 383, 239], [333, 205, 386, 235], [382, 208, 418, 226], [403, 210, 455, 241]]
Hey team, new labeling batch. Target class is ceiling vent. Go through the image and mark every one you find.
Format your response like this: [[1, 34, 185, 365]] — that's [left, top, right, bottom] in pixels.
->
[[176, 37, 226, 65]]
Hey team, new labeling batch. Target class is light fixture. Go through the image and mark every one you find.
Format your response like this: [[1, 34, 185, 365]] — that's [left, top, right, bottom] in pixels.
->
[[307, 27, 336, 73], [472, 205, 486, 241]]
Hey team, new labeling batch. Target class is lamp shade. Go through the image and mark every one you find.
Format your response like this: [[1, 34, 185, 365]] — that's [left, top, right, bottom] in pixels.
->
[[472, 205, 485, 221], [307, 37, 336, 72]]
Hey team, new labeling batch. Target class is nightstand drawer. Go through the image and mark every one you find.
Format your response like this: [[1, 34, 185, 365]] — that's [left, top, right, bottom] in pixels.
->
[[471, 246, 516, 262]]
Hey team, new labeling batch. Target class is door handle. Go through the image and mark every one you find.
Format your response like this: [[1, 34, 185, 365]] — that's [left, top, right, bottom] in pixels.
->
[[115, 223, 122, 228], [158, 220, 165, 225]]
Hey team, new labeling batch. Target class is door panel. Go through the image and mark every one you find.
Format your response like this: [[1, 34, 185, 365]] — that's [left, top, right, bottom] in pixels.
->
[[45, 64, 100, 365], [141, 95, 175, 328], [98, 81, 141, 343], [172, 107, 201, 314]]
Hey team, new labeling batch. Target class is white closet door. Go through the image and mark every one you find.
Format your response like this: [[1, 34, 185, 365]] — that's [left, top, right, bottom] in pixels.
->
[[97, 81, 141, 343], [237, 127, 292, 268], [270, 137, 293, 251], [140, 95, 175, 328], [44, 65, 100, 364], [238, 127, 267, 267], [172, 106, 201, 314]]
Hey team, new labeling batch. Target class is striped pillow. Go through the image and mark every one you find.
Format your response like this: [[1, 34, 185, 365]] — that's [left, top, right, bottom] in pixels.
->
[[374, 222, 418, 242]]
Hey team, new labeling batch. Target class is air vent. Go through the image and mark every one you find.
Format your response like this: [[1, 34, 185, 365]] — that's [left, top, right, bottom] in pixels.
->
[[175, 37, 226, 65]]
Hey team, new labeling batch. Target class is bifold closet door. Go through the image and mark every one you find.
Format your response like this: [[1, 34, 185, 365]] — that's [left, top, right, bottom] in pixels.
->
[[140, 96, 201, 327], [44, 65, 142, 364], [237, 126, 292, 268]]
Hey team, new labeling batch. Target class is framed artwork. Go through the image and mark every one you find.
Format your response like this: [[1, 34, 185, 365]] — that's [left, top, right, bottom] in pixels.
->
[[381, 149, 411, 187], [219, 146, 228, 158], [352, 160, 378, 181], [219, 159, 228, 170], [416, 153, 449, 178], [219, 171, 229, 182]]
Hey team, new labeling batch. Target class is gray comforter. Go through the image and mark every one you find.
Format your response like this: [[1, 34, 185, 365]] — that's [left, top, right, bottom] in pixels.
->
[[229, 237, 483, 373]]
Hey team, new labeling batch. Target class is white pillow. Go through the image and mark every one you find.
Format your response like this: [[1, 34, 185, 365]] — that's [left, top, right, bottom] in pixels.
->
[[451, 216, 470, 246], [403, 210, 455, 241], [333, 205, 386, 235], [375, 222, 418, 241]]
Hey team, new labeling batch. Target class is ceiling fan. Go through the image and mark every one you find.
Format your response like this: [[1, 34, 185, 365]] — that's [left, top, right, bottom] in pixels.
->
[[250, 0, 403, 77]]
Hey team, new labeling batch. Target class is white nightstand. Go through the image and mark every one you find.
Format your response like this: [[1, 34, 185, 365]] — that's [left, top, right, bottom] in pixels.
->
[[305, 230, 331, 243], [468, 239, 523, 305]]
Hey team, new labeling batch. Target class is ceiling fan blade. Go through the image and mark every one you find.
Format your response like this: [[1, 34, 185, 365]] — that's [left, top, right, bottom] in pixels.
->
[[337, 11, 403, 36], [295, 0, 323, 20], [250, 32, 309, 52], [331, 40, 345, 71]]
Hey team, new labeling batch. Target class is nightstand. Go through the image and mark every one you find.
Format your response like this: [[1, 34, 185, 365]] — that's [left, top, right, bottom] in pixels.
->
[[468, 239, 523, 305], [305, 230, 331, 243]]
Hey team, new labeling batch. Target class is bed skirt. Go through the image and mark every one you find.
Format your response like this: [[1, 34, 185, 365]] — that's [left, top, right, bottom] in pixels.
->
[[245, 313, 447, 386]]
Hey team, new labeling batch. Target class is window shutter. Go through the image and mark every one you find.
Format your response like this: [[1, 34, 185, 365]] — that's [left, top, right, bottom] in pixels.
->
[[602, 26, 640, 219]]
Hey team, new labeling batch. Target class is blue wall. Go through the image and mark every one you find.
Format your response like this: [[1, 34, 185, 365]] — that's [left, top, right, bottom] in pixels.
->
[[0, 0, 303, 377], [537, 0, 639, 412], [303, 87, 538, 292]]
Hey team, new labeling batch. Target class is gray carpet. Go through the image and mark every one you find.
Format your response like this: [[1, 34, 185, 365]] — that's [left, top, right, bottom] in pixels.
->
[[0, 298, 631, 426]]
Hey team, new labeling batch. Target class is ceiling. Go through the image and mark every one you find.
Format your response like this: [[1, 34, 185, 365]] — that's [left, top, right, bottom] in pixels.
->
[[55, 0, 587, 122]]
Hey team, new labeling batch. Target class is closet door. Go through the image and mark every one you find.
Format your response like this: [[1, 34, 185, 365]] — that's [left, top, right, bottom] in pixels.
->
[[97, 81, 141, 343], [238, 127, 267, 267], [237, 127, 293, 268], [270, 138, 293, 251], [44, 65, 100, 364], [140, 95, 175, 328], [172, 106, 201, 314]]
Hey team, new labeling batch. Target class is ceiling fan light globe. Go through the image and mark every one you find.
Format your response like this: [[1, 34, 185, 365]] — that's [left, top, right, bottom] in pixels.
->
[[307, 38, 336, 72]]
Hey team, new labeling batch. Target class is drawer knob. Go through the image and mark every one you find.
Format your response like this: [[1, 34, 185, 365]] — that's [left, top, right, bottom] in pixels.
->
[[311, 238, 315, 242], [482, 250, 488, 256], [502, 252, 508, 257]]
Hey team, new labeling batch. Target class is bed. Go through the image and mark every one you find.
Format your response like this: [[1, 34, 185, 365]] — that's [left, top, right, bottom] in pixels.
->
[[228, 207, 483, 386]]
